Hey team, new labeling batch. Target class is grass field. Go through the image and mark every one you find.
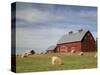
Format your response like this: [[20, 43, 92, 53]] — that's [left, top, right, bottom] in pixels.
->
[[16, 52, 97, 73]]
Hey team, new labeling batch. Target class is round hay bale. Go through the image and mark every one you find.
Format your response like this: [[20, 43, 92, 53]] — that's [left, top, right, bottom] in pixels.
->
[[37, 52, 41, 55], [51, 56, 63, 65], [94, 54, 97, 58], [16, 53, 19, 56], [21, 53, 28, 58], [40, 52, 45, 54], [27, 52, 31, 56], [78, 52, 84, 56], [36, 53, 39, 55]]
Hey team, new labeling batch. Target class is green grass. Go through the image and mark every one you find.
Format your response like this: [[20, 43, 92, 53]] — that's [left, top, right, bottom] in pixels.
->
[[16, 52, 97, 73]]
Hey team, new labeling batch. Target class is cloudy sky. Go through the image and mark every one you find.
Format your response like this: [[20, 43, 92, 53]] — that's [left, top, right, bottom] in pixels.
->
[[15, 2, 97, 52]]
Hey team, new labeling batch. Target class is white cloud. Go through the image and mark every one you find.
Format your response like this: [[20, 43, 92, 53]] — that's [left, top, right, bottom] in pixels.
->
[[16, 8, 52, 23]]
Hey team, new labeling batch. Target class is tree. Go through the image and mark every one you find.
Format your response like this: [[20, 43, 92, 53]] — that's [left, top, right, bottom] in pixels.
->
[[30, 50, 35, 54]]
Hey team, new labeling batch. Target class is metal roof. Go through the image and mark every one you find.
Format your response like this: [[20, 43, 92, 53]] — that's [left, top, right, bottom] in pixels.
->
[[57, 30, 88, 44]]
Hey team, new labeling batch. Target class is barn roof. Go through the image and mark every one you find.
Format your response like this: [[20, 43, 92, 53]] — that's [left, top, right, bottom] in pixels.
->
[[47, 45, 56, 50], [57, 30, 88, 44]]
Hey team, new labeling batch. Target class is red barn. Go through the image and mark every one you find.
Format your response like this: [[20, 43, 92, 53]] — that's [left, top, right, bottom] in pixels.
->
[[56, 30, 96, 53]]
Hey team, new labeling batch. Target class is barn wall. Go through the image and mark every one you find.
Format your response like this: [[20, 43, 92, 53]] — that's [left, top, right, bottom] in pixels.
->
[[57, 42, 81, 53], [81, 32, 96, 52]]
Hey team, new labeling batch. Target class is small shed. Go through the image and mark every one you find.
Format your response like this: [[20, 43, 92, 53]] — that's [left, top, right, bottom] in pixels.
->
[[46, 45, 57, 54]]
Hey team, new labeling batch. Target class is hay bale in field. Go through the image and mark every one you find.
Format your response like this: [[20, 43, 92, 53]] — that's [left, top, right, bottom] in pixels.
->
[[16, 53, 19, 56], [51, 56, 63, 65], [78, 52, 84, 56], [20, 50, 35, 58], [71, 50, 76, 53], [26, 50, 35, 55], [16, 53, 22, 57], [94, 53, 97, 58], [36, 52, 41, 55], [36, 53, 40, 55], [21, 53, 28, 58], [27, 52, 32, 56], [40, 52, 44, 54]]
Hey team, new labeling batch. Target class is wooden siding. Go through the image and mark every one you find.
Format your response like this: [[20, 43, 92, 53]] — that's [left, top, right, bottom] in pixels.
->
[[57, 42, 81, 53], [81, 32, 96, 52]]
